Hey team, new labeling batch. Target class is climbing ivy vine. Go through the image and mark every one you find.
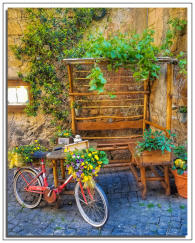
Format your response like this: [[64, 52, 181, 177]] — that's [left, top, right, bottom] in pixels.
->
[[13, 8, 107, 126]]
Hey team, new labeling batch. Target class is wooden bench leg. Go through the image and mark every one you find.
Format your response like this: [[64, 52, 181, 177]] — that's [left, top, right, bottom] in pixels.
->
[[52, 160, 58, 188], [60, 159, 65, 179], [164, 165, 170, 195], [140, 167, 147, 199]]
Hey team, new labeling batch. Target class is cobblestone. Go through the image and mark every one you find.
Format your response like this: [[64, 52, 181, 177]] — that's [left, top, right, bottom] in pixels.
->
[[7, 169, 188, 238]]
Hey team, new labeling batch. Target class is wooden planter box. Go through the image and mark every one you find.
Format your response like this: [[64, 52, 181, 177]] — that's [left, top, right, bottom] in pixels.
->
[[138, 150, 172, 166]]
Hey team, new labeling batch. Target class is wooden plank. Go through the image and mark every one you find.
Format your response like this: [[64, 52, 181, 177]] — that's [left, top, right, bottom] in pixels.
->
[[77, 120, 143, 131], [82, 83, 143, 86], [144, 120, 168, 136], [96, 146, 129, 151], [166, 63, 173, 131], [143, 79, 148, 132], [82, 135, 143, 140], [8, 79, 30, 86], [67, 64, 76, 134], [109, 159, 130, 164], [63, 57, 177, 65], [75, 115, 143, 120], [76, 98, 144, 103], [70, 91, 149, 96], [146, 177, 164, 181], [104, 163, 130, 168], [81, 105, 144, 109]]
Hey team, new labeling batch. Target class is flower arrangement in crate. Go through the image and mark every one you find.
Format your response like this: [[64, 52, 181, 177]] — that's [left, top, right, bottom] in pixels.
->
[[56, 129, 72, 145], [8, 140, 47, 169], [134, 129, 175, 165], [64, 147, 109, 187]]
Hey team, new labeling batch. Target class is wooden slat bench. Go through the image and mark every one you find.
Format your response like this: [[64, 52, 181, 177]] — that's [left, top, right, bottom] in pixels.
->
[[62, 58, 175, 198]]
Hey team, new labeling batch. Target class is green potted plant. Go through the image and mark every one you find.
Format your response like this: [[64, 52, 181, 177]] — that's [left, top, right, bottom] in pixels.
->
[[8, 140, 47, 169], [172, 144, 187, 198], [56, 129, 72, 145], [135, 128, 175, 165], [178, 106, 187, 123]]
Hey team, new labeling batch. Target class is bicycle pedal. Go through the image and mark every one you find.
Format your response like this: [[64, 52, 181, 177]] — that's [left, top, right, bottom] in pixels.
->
[[43, 188, 56, 204]]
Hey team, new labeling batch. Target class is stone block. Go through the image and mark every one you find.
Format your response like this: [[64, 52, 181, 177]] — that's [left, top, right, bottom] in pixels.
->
[[8, 9, 21, 19], [8, 21, 22, 35]]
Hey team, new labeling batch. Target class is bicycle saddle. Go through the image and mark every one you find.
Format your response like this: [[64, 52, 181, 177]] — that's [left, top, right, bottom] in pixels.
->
[[32, 151, 48, 159]]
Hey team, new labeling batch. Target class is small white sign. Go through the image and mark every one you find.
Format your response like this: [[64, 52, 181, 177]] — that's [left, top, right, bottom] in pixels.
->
[[58, 137, 70, 145]]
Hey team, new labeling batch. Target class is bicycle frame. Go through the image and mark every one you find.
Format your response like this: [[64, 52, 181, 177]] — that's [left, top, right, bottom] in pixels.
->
[[19, 158, 94, 204]]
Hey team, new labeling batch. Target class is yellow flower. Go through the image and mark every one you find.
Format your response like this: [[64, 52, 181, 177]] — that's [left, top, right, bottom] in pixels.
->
[[94, 155, 99, 160], [98, 161, 102, 165], [68, 166, 73, 175], [72, 172, 77, 179], [64, 148, 68, 152], [175, 159, 183, 167], [81, 155, 84, 158], [95, 167, 100, 173], [35, 140, 38, 143], [88, 153, 92, 157], [16, 147, 18, 150], [82, 176, 89, 182]]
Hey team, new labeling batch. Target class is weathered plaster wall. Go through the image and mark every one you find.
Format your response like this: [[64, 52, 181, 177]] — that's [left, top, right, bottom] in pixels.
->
[[7, 8, 187, 149]]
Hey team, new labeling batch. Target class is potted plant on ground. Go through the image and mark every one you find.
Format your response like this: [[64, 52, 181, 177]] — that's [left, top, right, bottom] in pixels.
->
[[171, 144, 187, 198], [56, 129, 72, 145], [135, 128, 175, 165]]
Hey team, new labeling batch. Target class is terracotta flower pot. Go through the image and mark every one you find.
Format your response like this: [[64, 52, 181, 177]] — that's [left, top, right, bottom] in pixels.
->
[[172, 169, 187, 199]]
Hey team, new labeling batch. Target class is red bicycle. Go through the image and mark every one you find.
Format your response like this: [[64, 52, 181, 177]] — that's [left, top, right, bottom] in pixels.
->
[[13, 150, 109, 228]]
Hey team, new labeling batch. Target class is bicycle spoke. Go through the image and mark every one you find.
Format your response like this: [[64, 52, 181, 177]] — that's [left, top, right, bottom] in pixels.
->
[[14, 169, 42, 209]]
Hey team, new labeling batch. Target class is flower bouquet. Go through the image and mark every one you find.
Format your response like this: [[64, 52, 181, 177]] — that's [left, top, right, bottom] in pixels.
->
[[56, 129, 72, 145], [64, 147, 109, 188], [8, 140, 47, 169]]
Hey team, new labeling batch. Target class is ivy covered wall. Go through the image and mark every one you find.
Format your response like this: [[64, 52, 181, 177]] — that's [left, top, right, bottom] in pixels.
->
[[7, 8, 187, 148]]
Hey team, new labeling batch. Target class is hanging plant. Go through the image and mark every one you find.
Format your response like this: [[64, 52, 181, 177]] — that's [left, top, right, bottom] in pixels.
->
[[68, 17, 187, 93]]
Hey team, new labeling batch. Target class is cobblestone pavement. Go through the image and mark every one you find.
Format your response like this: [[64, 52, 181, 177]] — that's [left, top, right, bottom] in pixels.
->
[[7, 168, 187, 238]]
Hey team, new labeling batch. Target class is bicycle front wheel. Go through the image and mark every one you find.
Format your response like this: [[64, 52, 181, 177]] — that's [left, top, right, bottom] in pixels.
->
[[75, 182, 109, 227], [13, 168, 42, 209]]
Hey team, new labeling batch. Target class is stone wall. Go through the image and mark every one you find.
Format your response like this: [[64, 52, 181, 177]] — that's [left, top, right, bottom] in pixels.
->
[[7, 8, 187, 149]]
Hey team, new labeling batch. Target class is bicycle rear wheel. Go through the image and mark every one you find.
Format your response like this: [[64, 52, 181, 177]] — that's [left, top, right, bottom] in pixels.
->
[[13, 168, 42, 209], [75, 182, 109, 227]]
